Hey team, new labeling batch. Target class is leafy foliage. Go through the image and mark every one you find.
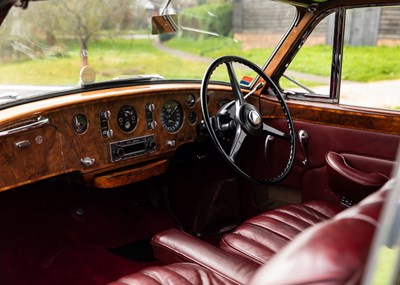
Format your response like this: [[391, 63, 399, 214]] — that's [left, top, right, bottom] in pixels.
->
[[0, 0, 147, 64]]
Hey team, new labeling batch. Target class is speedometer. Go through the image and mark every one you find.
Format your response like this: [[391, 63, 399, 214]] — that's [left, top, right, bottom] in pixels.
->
[[160, 100, 184, 133]]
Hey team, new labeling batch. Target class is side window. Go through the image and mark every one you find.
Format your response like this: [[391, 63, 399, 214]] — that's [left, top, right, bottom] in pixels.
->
[[340, 6, 400, 111], [281, 6, 400, 112], [280, 14, 335, 99]]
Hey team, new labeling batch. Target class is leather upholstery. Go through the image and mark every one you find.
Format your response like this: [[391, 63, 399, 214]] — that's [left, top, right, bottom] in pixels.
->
[[151, 228, 258, 284], [110, 181, 389, 285], [249, 180, 388, 285], [108, 263, 237, 285], [219, 200, 343, 264], [326, 151, 389, 202]]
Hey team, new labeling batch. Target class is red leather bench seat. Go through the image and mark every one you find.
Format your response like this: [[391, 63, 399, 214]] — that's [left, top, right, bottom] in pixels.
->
[[219, 200, 343, 264]]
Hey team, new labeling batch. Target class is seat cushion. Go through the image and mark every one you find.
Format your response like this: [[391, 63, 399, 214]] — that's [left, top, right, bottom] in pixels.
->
[[108, 263, 237, 285], [249, 181, 388, 285], [151, 228, 257, 284], [220, 200, 343, 264]]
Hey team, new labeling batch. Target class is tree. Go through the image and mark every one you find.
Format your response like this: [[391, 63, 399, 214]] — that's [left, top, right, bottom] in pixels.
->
[[58, 0, 111, 66]]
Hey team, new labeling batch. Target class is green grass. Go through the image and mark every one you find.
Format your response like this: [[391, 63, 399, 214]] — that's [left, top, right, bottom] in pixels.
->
[[279, 76, 325, 90], [167, 38, 400, 82], [0, 39, 211, 85], [288, 45, 333, 79], [1, 37, 399, 85], [165, 37, 273, 67], [342, 45, 400, 82], [289, 45, 400, 82]]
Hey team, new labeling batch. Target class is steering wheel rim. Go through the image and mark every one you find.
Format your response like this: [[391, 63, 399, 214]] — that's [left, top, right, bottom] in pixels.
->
[[200, 55, 295, 185]]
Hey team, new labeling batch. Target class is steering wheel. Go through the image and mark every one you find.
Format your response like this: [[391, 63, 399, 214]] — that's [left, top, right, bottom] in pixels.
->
[[200, 55, 295, 184]]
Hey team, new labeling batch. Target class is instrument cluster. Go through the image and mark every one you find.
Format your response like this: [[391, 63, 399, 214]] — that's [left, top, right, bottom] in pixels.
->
[[70, 93, 199, 164]]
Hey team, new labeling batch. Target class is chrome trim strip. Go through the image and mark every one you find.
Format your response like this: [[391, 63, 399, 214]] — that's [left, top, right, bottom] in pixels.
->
[[0, 116, 49, 137]]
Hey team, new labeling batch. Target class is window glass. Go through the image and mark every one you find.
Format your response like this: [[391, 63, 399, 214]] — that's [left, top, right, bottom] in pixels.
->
[[340, 6, 400, 111], [0, 0, 295, 96], [280, 13, 335, 98]]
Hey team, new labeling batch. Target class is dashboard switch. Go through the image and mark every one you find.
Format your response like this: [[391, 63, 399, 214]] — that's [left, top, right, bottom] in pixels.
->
[[145, 103, 156, 130], [146, 103, 155, 112], [100, 110, 111, 120], [148, 121, 158, 130], [14, 140, 31, 148], [166, 140, 176, 148], [102, 129, 114, 139], [100, 110, 113, 138], [81, 157, 96, 167]]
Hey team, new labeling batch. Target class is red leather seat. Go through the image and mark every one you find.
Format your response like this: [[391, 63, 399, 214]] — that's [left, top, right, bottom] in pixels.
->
[[108, 263, 237, 285], [250, 180, 388, 284], [152, 199, 342, 266], [109, 182, 387, 284], [219, 200, 343, 264], [109, 180, 388, 285]]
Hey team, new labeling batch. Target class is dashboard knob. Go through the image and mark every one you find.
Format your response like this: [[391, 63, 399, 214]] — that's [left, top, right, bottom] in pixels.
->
[[112, 147, 125, 160], [102, 129, 113, 138], [100, 110, 111, 119], [146, 103, 155, 112], [80, 157, 96, 167], [147, 141, 157, 151], [148, 121, 158, 130], [166, 140, 176, 148]]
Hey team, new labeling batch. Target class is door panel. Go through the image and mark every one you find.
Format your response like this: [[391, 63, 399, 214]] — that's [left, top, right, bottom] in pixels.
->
[[325, 151, 391, 203], [260, 97, 400, 205]]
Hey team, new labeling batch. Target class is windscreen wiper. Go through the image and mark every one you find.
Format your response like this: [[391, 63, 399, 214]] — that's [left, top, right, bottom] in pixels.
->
[[0, 92, 20, 100], [81, 74, 165, 89]]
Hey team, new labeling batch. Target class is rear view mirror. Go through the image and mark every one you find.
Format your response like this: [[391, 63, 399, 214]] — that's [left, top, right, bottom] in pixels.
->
[[151, 14, 178, 35], [151, 0, 178, 35]]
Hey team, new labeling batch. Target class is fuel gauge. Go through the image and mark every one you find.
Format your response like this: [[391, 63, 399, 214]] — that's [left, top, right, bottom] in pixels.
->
[[188, 111, 197, 125], [72, 114, 88, 134]]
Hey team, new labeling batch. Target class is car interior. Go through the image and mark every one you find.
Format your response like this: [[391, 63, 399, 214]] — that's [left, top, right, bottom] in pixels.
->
[[0, 0, 399, 284]]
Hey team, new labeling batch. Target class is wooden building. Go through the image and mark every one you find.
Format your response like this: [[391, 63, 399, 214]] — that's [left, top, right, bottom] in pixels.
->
[[232, 0, 400, 48]]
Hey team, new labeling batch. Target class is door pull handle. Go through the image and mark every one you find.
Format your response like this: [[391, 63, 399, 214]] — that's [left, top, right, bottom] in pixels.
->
[[298, 130, 309, 166]]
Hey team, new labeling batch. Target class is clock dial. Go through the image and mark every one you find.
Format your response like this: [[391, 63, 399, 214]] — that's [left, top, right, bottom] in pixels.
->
[[71, 114, 88, 134]]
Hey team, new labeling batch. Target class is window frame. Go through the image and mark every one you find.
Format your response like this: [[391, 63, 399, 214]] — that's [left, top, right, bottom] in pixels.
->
[[278, 3, 399, 112]]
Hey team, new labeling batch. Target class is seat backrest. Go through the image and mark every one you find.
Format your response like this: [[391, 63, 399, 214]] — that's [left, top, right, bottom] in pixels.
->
[[249, 180, 389, 285]]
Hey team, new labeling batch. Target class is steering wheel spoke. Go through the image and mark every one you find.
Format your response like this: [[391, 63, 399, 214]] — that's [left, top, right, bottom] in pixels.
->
[[229, 126, 247, 162], [262, 123, 290, 141], [225, 62, 245, 107]]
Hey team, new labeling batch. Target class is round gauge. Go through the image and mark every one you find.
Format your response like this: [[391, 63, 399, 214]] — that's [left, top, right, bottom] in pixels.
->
[[71, 114, 88, 134], [160, 100, 184, 133], [185, 94, 196, 108], [188, 111, 197, 125], [117, 105, 137, 133]]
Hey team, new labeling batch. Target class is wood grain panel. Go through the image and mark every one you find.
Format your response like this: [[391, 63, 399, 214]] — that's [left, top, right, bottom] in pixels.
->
[[0, 84, 235, 191], [93, 159, 169, 188], [0, 126, 64, 191], [260, 95, 400, 135]]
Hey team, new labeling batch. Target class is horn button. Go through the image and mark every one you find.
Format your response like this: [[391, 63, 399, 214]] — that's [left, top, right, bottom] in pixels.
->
[[239, 104, 263, 135]]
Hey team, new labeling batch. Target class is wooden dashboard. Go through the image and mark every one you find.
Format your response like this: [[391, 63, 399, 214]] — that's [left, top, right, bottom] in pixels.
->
[[0, 83, 234, 192], [2, 80, 397, 193]]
